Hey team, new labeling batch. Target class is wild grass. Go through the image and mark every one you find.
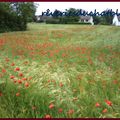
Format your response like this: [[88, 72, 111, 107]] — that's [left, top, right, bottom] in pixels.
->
[[0, 23, 120, 118]]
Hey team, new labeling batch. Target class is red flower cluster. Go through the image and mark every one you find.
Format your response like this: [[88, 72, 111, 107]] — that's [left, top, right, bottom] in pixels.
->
[[95, 100, 113, 114]]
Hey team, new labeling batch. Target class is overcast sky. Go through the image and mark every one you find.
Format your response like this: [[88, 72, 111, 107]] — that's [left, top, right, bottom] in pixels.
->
[[35, 2, 120, 15]]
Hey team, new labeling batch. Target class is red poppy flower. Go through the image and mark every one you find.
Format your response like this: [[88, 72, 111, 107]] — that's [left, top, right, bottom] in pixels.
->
[[11, 63, 15, 66], [45, 114, 51, 118], [58, 108, 63, 113], [49, 103, 54, 109], [59, 82, 63, 87], [22, 78, 27, 81], [113, 80, 118, 84], [25, 82, 29, 87], [15, 67, 20, 71], [16, 92, 20, 96], [2, 69, 6, 73], [10, 75, 15, 79], [102, 108, 107, 113], [18, 80, 22, 84], [48, 80, 51, 83], [19, 73, 23, 77], [68, 109, 74, 115], [59, 60, 63, 63], [62, 53, 66, 57], [95, 102, 100, 107], [5, 58, 9, 62], [105, 100, 112, 106], [14, 80, 17, 83], [0, 92, 2, 96]]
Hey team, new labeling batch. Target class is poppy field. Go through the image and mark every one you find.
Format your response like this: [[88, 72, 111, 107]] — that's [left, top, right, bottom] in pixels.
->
[[0, 23, 120, 118]]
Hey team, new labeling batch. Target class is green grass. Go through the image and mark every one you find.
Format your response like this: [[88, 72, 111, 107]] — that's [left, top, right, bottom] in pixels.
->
[[0, 23, 120, 118]]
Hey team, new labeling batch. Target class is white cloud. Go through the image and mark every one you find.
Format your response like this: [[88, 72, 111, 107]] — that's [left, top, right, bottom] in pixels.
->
[[35, 2, 120, 15]]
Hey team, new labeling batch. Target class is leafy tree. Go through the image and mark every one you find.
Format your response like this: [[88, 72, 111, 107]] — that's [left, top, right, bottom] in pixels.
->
[[101, 9, 114, 25], [93, 16, 101, 25], [93, 9, 114, 25], [58, 8, 80, 24], [0, 2, 37, 33], [10, 2, 37, 22]]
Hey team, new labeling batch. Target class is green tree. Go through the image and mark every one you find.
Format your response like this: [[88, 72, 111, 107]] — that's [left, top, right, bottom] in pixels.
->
[[102, 9, 113, 25], [54, 8, 80, 24], [10, 2, 37, 22], [0, 2, 37, 33], [93, 16, 101, 25]]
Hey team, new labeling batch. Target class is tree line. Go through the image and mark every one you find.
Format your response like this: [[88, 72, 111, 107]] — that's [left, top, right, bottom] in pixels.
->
[[37, 8, 114, 25], [0, 2, 37, 33]]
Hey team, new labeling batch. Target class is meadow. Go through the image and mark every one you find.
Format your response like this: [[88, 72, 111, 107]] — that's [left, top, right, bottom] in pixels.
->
[[0, 23, 120, 118]]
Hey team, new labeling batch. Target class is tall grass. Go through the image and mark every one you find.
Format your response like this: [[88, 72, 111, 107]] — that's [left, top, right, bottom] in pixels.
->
[[0, 23, 120, 118]]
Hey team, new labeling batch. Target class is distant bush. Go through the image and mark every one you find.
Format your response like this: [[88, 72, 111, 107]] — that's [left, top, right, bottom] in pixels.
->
[[59, 16, 79, 24], [46, 19, 60, 24]]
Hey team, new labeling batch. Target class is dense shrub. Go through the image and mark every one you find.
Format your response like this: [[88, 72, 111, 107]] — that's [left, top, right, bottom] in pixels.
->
[[46, 19, 60, 24], [0, 12, 26, 33], [59, 16, 79, 24], [0, 2, 36, 33]]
